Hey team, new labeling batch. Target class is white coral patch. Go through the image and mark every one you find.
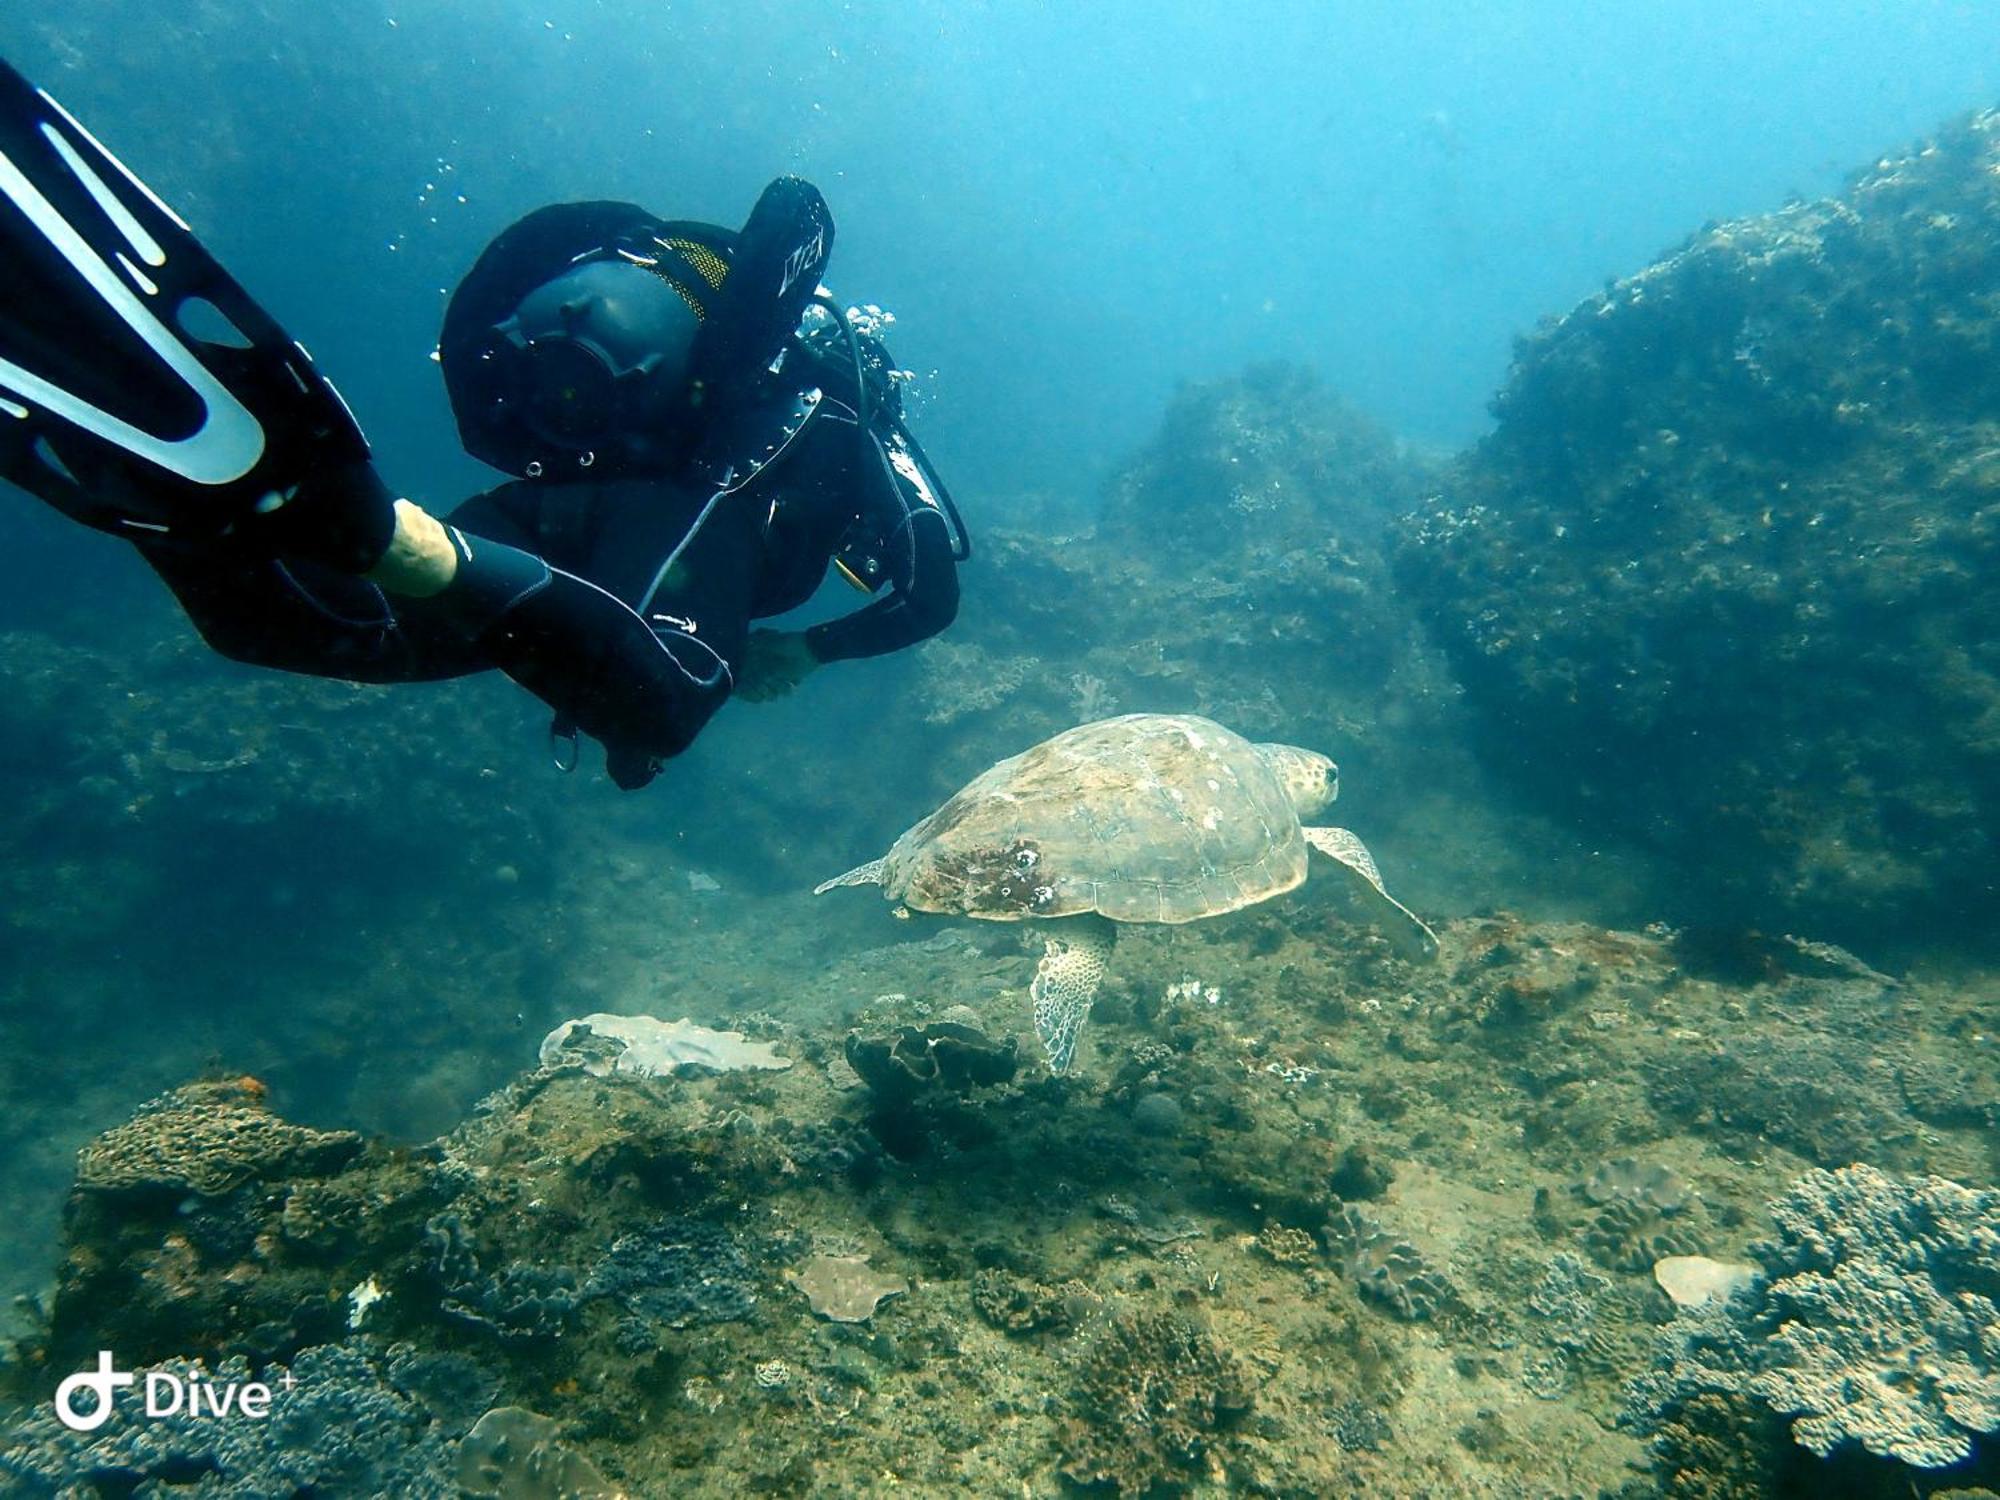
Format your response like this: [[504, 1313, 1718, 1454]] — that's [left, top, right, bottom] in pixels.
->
[[347, 1276, 387, 1330]]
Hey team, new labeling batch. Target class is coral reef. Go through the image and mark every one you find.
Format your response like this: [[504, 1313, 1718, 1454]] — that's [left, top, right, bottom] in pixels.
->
[[0, 1340, 463, 1498], [1253, 1222, 1319, 1266], [4, 909, 1995, 1495], [789, 1254, 909, 1323], [72, 1079, 361, 1198], [1627, 1165, 2000, 1473], [1579, 1158, 1703, 1270], [1057, 1309, 1254, 1496], [1646, 1027, 1916, 1168], [842, 1019, 1019, 1105], [457, 1405, 624, 1499], [969, 1271, 1097, 1336], [9, 88, 2000, 1484], [1530, 1250, 1613, 1353], [1397, 108, 2000, 947], [1323, 1203, 1453, 1322], [539, 1014, 793, 1078], [582, 1218, 758, 1333], [1587, 1197, 1704, 1274], [1653, 1255, 1758, 1312], [1584, 1158, 1694, 1213], [44, 1085, 427, 1372], [426, 1212, 583, 1344]]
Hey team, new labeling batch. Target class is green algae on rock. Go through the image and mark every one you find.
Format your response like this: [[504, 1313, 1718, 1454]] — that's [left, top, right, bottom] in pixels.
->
[[1397, 108, 2000, 951]]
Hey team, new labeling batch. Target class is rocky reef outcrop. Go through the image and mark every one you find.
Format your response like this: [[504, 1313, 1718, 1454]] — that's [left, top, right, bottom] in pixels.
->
[[5, 79, 2000, 1500], [1397, 108, 2000, 948], [6, 905, 1995, 1496]]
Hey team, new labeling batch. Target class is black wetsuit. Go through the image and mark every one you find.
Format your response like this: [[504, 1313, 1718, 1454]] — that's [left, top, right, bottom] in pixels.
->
[[138, 368, 960, 761]]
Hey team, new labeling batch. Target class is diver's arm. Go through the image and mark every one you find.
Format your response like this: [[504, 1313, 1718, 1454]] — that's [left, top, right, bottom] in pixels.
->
[[278, 468, 714, 788], [803, 501, 960, 662]]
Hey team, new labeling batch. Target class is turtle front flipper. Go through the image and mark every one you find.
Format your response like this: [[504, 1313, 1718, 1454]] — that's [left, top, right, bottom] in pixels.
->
[[814, 858, 887, 896], [1303, 826, 1440, 961], [1030, 915, 1116, 1075]]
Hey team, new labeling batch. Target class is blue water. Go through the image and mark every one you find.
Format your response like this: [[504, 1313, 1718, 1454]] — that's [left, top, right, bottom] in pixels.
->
[[7, 1, 1993, 512]]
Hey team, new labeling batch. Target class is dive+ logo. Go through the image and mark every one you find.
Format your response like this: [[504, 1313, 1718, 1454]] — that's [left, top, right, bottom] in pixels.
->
[[54, 1350, 281, 1432]]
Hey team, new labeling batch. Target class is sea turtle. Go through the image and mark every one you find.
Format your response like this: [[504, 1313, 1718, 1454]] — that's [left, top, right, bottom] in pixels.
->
[[814, 713, 1438, 1074]]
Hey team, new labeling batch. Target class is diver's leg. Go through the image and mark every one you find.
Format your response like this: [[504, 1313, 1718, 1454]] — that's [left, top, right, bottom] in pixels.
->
[[137, 541, 488, 684]]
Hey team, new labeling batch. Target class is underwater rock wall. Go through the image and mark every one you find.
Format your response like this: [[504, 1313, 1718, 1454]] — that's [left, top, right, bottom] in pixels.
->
[[1396, 108, 2000, 948]]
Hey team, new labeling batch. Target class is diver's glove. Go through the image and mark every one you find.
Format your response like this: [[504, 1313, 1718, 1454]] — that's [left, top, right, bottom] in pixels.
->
[[427, 529, 705, 789], [734, 628, 822, 702]]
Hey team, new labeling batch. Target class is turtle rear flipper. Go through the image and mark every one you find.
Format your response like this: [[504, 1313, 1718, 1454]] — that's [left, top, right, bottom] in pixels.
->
[[1031, 916, 1115, 1075], [1304, 826, 1439, 961], [814, 858, 887, 895]]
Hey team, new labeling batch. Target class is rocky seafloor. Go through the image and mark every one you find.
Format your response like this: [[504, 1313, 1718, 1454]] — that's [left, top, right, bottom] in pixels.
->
[[1, 89, 1998, 1500], [1, 904, 1996, 1498]]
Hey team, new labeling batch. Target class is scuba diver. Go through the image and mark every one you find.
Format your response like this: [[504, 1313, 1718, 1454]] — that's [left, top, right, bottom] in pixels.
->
[[0, 60, 967, 790]]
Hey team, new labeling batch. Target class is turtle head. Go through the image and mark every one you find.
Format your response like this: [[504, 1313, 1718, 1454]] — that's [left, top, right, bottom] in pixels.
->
[[1257, 743, 1338, 817]]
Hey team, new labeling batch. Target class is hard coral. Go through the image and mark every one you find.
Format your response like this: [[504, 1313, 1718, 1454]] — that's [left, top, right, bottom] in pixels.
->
[[74, 1080, 362, 1197], [970, 1270, 1097, 1336], [1587, 1198, 1703, 1274], [583, 1216, 757, 1331], [0, 1339, 458, 1497], [1583, 1158, 1693, 1213], [1253, 1223, 1319, 1267], [1626, 1165, 2000, 1473], [1324, 1204, 1453, 1322], [790, 1254, 908, 1323], [457, 1405, 625, 1499], [843, 1020, 1019, 1105], [1058, 1309, 1253, 1496], [538, 1014, 791, 1078], [424, 1213, 580, 1344]]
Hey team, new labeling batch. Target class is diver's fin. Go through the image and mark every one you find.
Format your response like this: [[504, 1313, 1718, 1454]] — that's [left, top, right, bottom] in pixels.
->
[[0, 57, 368, 541]]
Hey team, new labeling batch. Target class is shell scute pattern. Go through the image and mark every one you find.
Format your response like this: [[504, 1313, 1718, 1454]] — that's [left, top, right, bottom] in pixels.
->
[[883, 715, 1308, 925]]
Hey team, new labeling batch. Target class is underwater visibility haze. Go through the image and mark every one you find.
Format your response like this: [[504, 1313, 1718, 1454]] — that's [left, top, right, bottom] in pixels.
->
[[0, 2, 1997, 1496]]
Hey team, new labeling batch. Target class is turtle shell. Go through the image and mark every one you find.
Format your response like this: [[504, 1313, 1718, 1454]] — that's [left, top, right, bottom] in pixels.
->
[[879, 714, 1309, 924]]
